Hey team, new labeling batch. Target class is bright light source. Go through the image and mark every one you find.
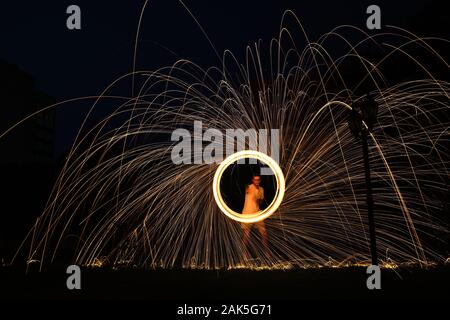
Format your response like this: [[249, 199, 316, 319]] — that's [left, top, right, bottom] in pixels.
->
[[213, 150, 285, 223]]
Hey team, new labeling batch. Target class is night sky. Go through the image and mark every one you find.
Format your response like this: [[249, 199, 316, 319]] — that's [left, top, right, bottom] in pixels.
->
[[0, 1, 449, 305], [0, 0, 442, 155]]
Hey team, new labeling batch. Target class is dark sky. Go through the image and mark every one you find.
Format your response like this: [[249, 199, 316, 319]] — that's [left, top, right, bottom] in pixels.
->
[[0, 0, 438, 156]]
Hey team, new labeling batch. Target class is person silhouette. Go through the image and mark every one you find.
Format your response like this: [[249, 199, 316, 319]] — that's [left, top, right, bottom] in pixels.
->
[[241, 174, 268, 257]]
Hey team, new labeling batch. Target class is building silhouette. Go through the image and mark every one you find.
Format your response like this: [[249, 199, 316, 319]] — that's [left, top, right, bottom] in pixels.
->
[[0, 58, 54, 164]]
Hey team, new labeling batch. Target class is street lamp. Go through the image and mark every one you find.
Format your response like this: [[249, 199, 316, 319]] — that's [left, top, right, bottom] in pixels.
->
[[347, 93, 379, 266]]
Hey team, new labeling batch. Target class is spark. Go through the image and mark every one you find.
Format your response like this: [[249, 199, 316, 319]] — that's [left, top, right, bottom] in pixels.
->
[[212, 150, 286, 223], [3, 12, 449, 270]]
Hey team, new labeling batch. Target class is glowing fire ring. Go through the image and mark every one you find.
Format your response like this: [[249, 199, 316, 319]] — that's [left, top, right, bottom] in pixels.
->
[[213, 150, 285, 223]]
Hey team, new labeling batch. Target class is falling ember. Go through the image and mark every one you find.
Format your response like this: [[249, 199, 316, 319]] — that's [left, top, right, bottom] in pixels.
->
[[4, 11, 449, 270]]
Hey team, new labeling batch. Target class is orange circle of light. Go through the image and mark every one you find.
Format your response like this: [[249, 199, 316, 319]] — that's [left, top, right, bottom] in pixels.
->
[[213, 150, 285, 223]]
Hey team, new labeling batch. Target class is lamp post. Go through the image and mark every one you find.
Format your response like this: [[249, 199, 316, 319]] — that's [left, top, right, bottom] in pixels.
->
[[347, 94, 379, 266]]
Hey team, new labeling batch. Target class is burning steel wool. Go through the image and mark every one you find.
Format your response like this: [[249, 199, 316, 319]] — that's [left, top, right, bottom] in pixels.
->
[[5, 11, 449, 270]]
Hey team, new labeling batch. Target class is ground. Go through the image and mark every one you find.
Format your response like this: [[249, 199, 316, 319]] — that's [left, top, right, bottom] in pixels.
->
[[1, 264, 449, 300]]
